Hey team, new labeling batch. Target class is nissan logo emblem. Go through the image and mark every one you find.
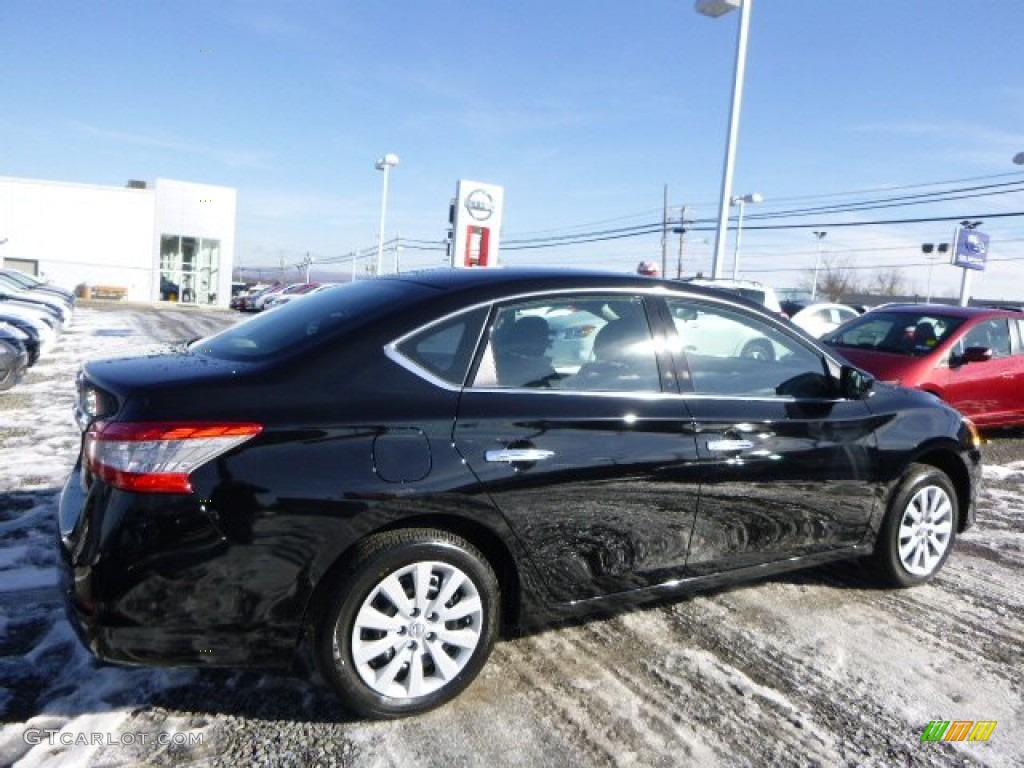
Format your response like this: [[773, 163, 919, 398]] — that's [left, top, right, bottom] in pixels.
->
[[465, 189, 495, 221]]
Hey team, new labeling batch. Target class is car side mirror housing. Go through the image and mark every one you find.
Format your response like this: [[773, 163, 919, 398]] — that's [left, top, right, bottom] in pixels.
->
[[840, 365, 874, 400], [954, 346, 993, 366]]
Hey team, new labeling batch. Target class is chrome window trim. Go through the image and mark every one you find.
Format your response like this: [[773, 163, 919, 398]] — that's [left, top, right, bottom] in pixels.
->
[[383, 283, 849, 396]]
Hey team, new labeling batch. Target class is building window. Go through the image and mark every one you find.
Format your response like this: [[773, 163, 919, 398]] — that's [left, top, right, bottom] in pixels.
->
[[160, 235, 220, 305]]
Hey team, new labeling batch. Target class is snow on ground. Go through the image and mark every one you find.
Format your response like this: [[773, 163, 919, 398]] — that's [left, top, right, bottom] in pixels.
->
[[0, 305, 1022, 768], [0, 307, 230, 768]]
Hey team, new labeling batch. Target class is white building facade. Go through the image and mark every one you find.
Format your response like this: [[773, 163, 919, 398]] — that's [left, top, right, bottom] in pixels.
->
[[0, 175, 237, 307]]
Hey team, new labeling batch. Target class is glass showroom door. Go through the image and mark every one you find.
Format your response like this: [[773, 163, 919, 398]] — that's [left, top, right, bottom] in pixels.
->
[[159, 235, 220, 305]]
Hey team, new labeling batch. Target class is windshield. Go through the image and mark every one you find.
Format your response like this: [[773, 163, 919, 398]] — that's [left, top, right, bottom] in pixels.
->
[[191, 280, 430, 362], [824, 311, 965, 357]]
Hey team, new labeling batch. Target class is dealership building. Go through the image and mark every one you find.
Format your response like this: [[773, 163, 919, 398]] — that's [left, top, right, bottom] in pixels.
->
[[0, 175, 237, 307]]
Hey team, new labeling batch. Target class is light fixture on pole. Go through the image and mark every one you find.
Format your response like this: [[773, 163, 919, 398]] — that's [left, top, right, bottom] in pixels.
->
[[374, 153, 399, 276], [921, 242, 949, 303], [730, 192, 762, 279], [1014, 151, 1024, 165], [695, 0, 753, 279], [811, 231, 827, 301]]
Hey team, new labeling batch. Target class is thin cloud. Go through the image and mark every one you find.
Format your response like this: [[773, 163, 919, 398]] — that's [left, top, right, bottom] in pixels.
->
[[70, 122, 272, 169]]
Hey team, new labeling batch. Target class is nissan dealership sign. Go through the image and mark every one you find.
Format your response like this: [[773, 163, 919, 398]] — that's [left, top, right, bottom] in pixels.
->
[[451, 180, 504, 268]]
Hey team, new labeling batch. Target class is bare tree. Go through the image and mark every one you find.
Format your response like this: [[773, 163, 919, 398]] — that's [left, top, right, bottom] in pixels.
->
[[800, 255, 860, 302], [867, 267, 908, 296]]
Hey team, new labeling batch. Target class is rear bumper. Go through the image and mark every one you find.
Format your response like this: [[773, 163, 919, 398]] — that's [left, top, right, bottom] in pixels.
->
[[57, 469, 299, 668]]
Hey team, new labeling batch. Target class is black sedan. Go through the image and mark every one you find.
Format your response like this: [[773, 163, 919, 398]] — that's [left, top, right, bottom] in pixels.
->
[[58, 268, 982, 718]]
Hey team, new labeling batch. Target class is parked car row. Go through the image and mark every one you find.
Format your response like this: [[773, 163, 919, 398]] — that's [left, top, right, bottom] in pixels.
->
[[231, 281, 340, 312], [0, 269, 74, 391]]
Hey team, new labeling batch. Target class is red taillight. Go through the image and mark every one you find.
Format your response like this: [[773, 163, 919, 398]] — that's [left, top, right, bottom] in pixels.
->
[[84, 421, 263, 494]]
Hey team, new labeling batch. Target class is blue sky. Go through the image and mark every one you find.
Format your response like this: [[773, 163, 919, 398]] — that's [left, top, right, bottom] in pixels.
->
[[3, 1, 1023, 298]]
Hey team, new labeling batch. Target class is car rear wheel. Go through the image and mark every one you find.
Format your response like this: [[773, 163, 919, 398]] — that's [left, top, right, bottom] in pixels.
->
[[871, 464, 957, 587], [315, 529, 500, 718]]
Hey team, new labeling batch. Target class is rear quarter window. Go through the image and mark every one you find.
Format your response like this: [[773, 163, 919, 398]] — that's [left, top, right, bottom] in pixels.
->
[[394, 306, 488, 387]]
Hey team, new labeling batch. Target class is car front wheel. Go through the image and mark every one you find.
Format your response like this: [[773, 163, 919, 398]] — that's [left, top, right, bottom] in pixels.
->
[[871, 464, 958, 587], [315, 529, 500, 718], [740, 338, 775, 361]]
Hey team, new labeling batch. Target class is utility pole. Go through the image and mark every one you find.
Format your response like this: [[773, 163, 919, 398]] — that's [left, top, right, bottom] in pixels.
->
[[812, 231, 827, 301], [661, 184, 669, 278], [671, 206, 690, 280]]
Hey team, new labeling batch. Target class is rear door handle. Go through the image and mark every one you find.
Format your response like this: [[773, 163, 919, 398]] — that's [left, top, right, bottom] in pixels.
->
[[706, 439, 754, 452], [485, 448, 555, 463]]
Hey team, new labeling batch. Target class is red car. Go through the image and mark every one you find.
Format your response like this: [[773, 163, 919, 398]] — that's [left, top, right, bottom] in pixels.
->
[[824, 304, 1024, 428]]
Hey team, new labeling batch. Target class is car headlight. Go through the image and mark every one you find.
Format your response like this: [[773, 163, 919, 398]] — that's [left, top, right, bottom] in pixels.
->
[[961, 418, 984, 448]]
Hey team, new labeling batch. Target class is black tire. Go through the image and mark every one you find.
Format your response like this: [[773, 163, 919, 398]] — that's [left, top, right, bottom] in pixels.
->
[[0, 341, 20, 392], [870, 464, 958, 588], [740, 338, 775, 361], [315, 529, 500, 718]]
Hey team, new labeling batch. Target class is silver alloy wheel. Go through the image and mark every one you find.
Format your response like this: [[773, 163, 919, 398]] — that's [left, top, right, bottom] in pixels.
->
[[897, 484, 954, 576], [346, 560, 484, 699]]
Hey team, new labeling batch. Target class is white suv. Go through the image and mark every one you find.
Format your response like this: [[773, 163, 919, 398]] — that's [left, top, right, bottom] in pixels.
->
[[675, 278, 788, 361], [683, 278, 784, 315]]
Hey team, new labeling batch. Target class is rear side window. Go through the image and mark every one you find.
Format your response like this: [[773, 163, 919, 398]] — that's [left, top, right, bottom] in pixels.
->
[[472, 295, 662, 392], [395, 307, 488, 386]]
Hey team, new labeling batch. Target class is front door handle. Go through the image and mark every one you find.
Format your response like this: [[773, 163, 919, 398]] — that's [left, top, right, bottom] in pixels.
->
[[706, 439, 754, 452], [485, 448, 555, 463]]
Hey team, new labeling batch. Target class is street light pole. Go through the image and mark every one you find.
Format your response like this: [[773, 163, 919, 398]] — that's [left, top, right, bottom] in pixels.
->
[[695, 0, 753, 279], [375, 153, 399, 276], [811, 231, 827, 301], [921, 242, 949, 303], [730, 191, 761, 279]]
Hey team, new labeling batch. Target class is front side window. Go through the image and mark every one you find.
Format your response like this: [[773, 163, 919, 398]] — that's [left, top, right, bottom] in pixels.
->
[[471, 295, 661, 392], [957, 317, 1012, 357], [667, 298, 828, 398]]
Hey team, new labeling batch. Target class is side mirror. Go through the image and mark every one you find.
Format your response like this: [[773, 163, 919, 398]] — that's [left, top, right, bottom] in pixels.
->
[[840, 365, 874, 400], [954, 346, 993, 366]]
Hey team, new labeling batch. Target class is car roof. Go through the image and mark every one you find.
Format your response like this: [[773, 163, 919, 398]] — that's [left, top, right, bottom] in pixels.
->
[[793, 302, 857, 312], [682, 277, 772, 289], [867, 303, 1019, 319], [380, 267, 770, 308], [386, 267, 694, 294]]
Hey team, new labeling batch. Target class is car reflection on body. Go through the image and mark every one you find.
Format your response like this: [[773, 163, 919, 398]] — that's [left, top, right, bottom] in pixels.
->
[[59, 268, 982, 719], [823, 303, 1024, 428]]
